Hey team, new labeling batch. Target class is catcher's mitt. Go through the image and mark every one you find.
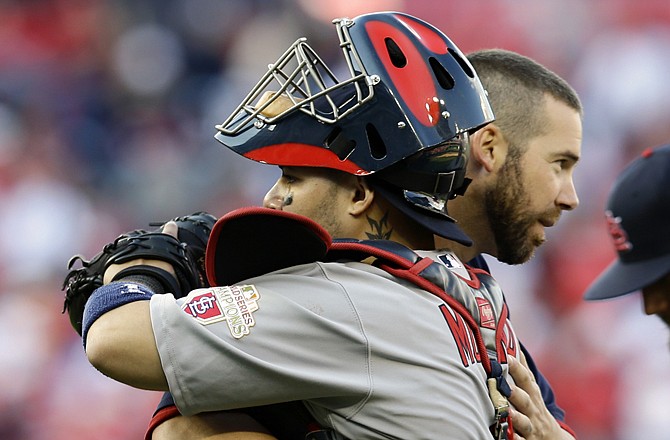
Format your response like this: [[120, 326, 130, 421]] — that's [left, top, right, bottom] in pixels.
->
[[62, 211, 217, 336]]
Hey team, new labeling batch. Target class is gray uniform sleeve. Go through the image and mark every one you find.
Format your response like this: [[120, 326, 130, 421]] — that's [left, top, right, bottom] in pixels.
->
[[150, 262, 371, 416]]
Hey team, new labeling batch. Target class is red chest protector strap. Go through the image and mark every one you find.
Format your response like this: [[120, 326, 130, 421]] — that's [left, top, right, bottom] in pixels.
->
[[327, 239, 513, 439], [329, 239, 503, 374]]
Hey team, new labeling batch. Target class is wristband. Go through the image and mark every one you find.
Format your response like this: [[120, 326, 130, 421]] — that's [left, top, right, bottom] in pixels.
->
[[82, 281, 154, 348], [115, 273, 166, 295], [112, 265, 178, 295]]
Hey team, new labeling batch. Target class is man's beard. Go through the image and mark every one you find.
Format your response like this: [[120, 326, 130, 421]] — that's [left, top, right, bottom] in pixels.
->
[[484, 153, 547, 265]]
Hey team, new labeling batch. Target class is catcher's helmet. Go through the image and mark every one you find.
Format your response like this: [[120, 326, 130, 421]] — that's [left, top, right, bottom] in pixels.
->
[[214, 11, 494, 243]]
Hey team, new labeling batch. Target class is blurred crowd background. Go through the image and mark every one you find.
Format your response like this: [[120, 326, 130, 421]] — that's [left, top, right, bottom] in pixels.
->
[[1, 0, 669, 438]]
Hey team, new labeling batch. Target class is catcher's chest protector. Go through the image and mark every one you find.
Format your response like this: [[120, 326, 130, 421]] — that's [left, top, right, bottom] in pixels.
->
[[325, 239, 513, 439], [206, 207, 514, 439]]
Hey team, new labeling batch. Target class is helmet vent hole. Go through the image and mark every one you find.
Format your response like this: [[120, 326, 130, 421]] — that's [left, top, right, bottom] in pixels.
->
[[385, 38, 407, 68], [325, 127, 357, 161], [448, 48, 475, 78], [429, 57, 455, 90], [365, 123, 387, 159]]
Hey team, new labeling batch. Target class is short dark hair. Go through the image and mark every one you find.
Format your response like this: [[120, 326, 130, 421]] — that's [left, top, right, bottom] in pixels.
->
[[467, 49, 582, 149]]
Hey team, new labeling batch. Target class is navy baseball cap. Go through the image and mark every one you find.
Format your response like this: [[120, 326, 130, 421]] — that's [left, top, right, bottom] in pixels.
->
[[370, 180, 473, 246], [584, 144, 670, 300]]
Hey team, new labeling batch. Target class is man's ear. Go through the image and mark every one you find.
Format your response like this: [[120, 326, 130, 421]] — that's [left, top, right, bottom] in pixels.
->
[[349, 177, 375, 217], [470, 123, 507, 173]]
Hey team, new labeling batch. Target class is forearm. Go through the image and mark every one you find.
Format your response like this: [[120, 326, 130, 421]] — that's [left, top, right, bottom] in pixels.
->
[[85, 287, 168, 390]]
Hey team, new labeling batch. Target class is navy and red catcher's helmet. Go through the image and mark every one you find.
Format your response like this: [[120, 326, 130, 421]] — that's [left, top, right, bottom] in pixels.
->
[[214, 12, 494, 244], [215, 11, 493, 193]]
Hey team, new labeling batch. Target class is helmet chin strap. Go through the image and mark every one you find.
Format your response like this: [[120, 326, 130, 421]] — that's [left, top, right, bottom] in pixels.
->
[[450, 177, 471, 198]]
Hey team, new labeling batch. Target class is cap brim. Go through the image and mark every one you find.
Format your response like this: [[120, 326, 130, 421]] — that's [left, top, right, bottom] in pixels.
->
[[583, 253, 670, 300], [371, 182, 472, 246]]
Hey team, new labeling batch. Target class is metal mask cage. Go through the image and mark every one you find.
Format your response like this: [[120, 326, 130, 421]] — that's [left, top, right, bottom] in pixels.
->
[[215, 18, 378, 135]]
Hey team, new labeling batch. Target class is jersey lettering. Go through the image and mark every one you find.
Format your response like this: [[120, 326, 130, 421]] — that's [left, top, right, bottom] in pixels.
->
[[440, 304, 481, 367], [216, 285, 260, 339], [496, 319, 518, 363]]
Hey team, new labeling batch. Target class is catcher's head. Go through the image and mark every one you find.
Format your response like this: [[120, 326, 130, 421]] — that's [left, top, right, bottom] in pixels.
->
[[214, 11, 494, 244]]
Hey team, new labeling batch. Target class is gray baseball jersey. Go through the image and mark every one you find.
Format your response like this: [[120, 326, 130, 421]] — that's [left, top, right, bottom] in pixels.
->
[[149, 250, 519, 439]]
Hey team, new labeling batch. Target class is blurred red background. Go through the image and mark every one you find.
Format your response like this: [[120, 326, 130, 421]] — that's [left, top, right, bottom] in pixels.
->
[[1, 1, 669, 438]]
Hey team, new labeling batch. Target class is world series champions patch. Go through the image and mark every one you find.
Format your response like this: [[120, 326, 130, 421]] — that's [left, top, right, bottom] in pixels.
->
[[182, 285, 260, 339]]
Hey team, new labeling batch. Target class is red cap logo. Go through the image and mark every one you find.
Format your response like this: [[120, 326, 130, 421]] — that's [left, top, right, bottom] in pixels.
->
[[605, 210, 633, 252]]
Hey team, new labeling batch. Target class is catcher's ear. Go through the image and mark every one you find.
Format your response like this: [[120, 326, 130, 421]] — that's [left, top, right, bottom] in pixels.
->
[[205, 207, 332, 286], [349, 176, 374, 217]]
